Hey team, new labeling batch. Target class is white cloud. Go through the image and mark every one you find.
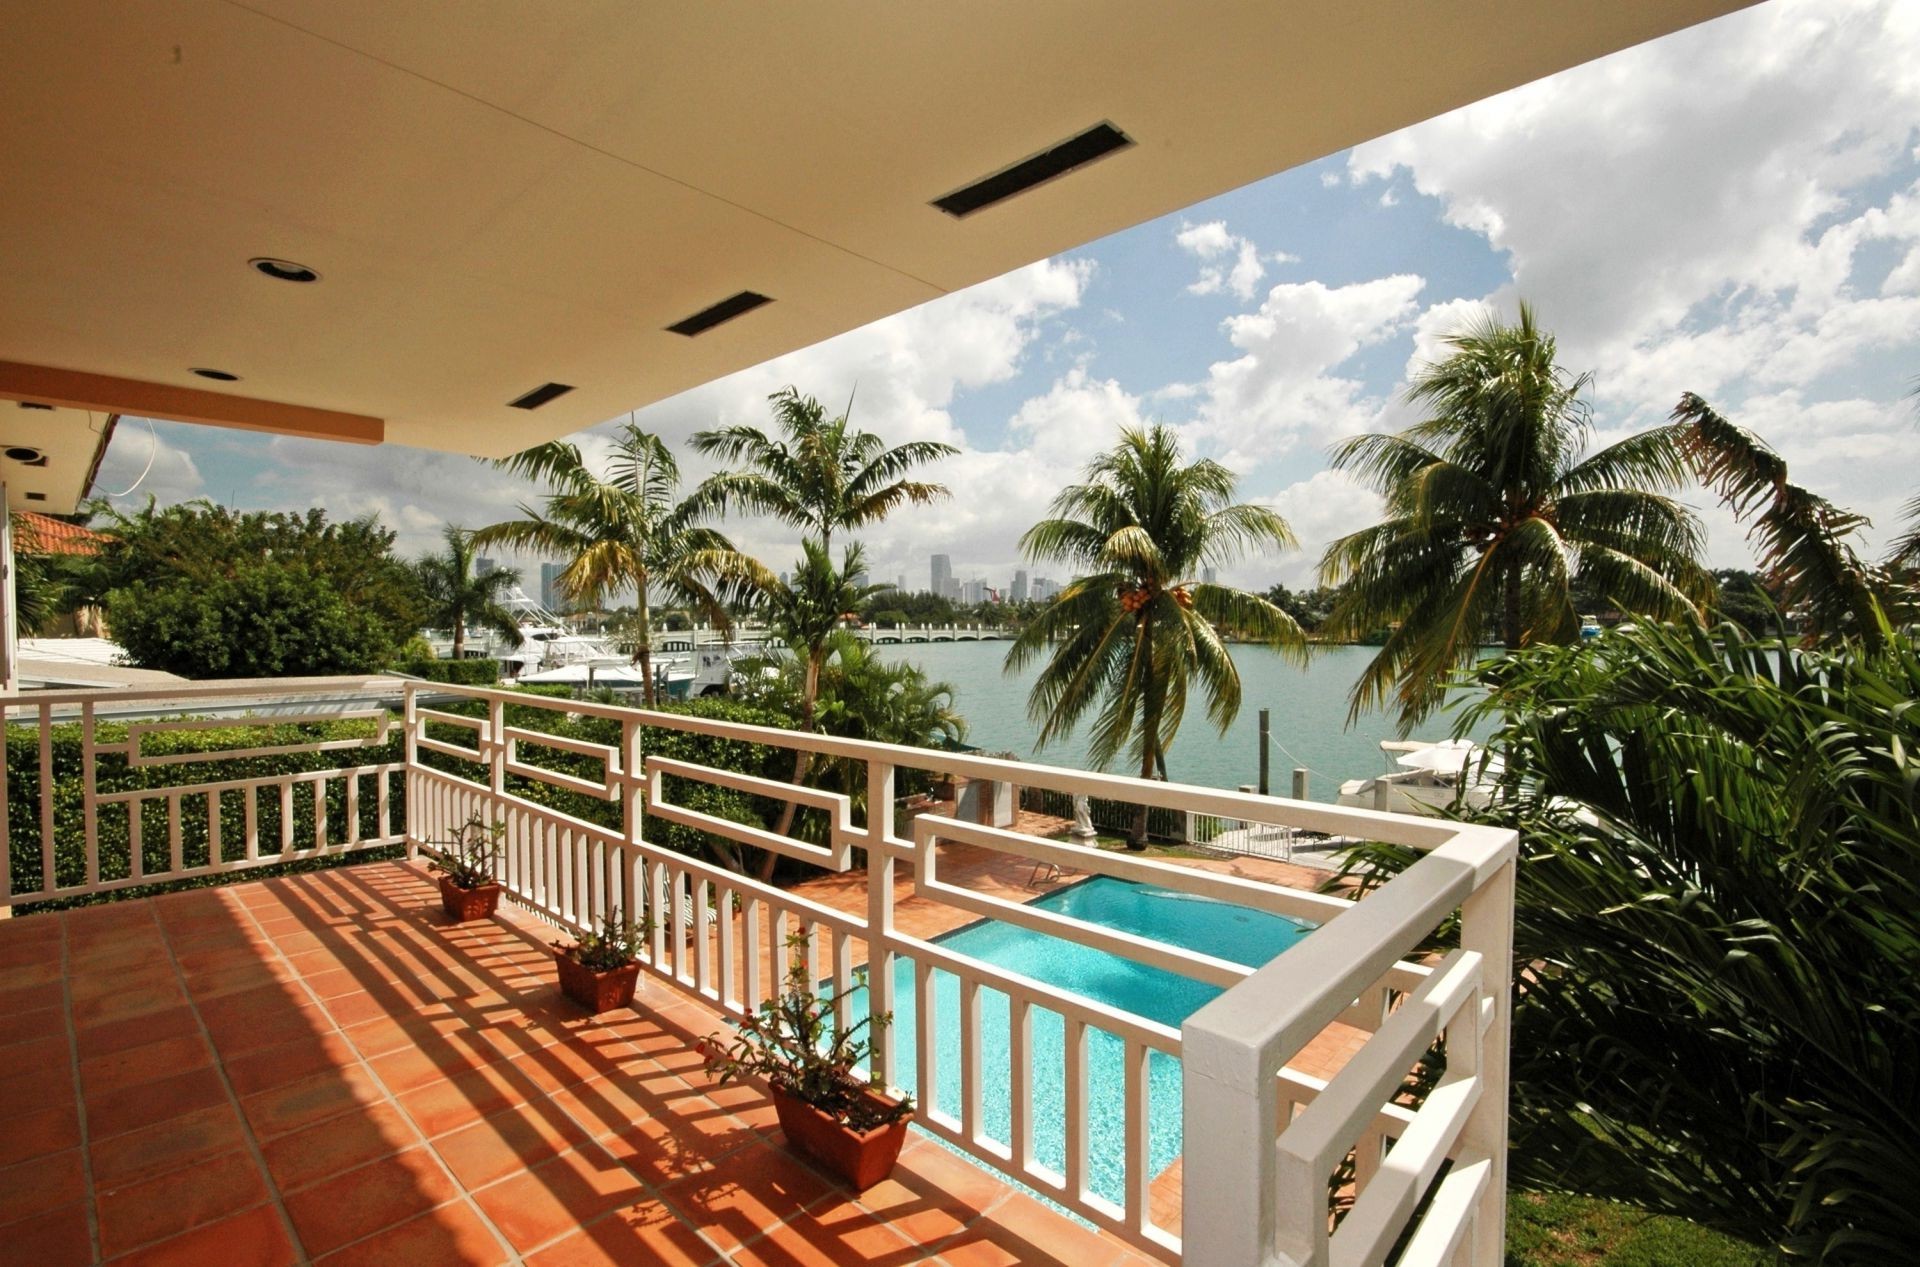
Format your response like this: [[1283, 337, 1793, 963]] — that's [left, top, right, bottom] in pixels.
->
[[1190, 275, 1426, 467], [1254, 469, 1385, 588], [1176, 219, 1270, 301], [1349, 0, 1920, 419]]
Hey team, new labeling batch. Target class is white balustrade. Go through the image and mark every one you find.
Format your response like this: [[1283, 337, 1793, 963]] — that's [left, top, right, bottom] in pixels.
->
[[2, 674, 1514, 1265]]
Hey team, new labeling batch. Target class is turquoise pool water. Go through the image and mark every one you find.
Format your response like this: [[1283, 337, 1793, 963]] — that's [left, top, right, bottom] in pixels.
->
[[857, 876, 1316, 1205]]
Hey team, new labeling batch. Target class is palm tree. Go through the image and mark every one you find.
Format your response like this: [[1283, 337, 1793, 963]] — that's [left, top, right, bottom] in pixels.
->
[[473, 423, 770, 707], [1672, 393, 1916, 650], [1321, 302, 1707, 728], [690, 386, 958, 561], [1006, 424, 1304, 848], [415, 526, 522, 662]]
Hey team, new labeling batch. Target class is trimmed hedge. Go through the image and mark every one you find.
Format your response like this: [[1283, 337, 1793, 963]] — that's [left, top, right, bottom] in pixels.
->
[[6, 714, 406, 910], [394, 658, 501, 685]]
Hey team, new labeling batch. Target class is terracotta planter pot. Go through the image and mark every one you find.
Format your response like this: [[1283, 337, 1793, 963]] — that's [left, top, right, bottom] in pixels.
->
[[553, 949, 640, 1014], [769, 1084, 910, 1191], [438, 876, 502, 922]]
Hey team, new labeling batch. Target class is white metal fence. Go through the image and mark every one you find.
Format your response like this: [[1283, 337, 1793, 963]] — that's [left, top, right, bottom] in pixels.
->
[[4, 676, 1515, 1266]]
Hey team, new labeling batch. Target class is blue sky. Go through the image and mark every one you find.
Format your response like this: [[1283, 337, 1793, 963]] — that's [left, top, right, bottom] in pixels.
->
[[97, 0, 1920, 595]]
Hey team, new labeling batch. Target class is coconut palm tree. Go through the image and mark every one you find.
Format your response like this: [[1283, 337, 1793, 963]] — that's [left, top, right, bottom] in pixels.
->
[[474, 423, 770, 707], [1007, 423, 1304, 848], [689, 386, 958, 560], [1321, 302, 1707, 728], [415, 526, 522, 662]]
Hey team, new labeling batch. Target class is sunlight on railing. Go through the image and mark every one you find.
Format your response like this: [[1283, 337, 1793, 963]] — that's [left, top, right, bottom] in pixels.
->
[[3, 675, 1515, 1267]]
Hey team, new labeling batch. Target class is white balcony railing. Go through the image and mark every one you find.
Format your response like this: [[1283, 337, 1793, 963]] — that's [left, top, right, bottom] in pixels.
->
[[2, 675, 1516, 1267]]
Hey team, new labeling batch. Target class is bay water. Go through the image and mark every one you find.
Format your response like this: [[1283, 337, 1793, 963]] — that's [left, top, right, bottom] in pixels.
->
[[874, 641, 1494, 801]]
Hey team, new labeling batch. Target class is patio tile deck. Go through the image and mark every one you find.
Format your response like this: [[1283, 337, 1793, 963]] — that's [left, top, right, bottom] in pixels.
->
[[0, 861, 1170, 1265]]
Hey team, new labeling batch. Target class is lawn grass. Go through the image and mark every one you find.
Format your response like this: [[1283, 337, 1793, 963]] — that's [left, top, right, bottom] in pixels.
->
[[1507, 1190, 1774, 1266]]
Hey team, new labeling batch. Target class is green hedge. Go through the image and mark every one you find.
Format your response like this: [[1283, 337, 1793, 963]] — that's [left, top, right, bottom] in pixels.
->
[[7, 714, 406, 910], [394, 658, 501, 685]]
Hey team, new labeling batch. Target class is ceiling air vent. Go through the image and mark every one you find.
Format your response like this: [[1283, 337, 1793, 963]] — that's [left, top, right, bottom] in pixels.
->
[[666, 291, 772, 337], [507, 382, 575, 410], [24, 492, 46, 502], [933, 122, 1134, 218], [17, 401, 53, 410]]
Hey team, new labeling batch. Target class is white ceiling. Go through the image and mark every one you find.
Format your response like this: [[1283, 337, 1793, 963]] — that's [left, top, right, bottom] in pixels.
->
[[0, 0, 1753, 506]]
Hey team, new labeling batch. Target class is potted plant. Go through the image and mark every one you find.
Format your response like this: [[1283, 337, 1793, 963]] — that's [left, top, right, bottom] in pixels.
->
[[424, 813, 505, 922], [702, 933, 913, 1190], [551, 909, 653, 1014]]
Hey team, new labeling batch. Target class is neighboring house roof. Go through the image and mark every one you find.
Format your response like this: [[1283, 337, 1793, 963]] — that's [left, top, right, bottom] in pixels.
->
[[14, 509, 108, 556]]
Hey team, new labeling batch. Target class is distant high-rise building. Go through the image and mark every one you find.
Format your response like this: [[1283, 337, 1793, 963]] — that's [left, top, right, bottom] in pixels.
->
[[1031, 576, 1061, 602], [960, 578, 987, 605], [539, 561, 564, 611], [896, 574, 906, 592], [851, 568, 869, 590], [779, 571, 790, 587], [475, 556, 498, 579], [930, 554, 952, 598], [1011, 569, 1029, 602], [1202, 566, 1217, 585]]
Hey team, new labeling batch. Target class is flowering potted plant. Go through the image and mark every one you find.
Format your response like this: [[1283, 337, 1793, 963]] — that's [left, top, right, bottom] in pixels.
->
[[424, 813, 505, 922], [702, 933, 913, 1190], [551, 909, 653, 1014]]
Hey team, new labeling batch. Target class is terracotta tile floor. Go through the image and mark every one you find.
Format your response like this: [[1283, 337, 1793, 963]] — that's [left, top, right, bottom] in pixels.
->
[[0, 862, 1172, 1266]]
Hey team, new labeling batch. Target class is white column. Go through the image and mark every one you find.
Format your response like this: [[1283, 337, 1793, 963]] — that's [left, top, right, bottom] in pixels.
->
[[1458, 854, 1516, 1265]]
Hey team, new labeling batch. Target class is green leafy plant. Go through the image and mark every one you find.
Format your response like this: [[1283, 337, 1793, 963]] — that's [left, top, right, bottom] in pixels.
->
[[554, 908, 653, 971], [424, 813, 503, 890], [701, 932, 912, 1131]]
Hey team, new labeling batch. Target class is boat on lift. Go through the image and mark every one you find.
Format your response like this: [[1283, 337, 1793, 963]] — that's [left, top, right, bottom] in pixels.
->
[[1337, 738, 1501, 816]]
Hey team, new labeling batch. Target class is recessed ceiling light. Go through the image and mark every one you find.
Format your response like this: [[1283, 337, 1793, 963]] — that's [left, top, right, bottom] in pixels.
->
[[666, 291, 773, 337], [249, 257, 320, 283], [191, 368, 241, 382], [507, 382, 575, 410], [932, 122, 1134, 218], [4, 445, 46, 464]]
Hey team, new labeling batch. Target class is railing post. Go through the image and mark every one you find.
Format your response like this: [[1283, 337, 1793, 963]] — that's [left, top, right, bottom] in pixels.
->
[[1182, 1016, 1286, 1266], [622, 715, 644, 925], [866, 757, 897, 1088], [402, 683, 419, 859], [1456, 847, 1516, 1266]]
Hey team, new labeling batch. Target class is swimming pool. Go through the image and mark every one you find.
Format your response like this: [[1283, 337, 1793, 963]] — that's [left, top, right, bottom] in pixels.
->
[[858, 875, 1316, 1207]]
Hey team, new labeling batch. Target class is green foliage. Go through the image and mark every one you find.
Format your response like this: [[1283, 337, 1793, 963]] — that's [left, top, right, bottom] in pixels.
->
[[1673, 394, 1908, 649], [1321, 302, 1707, 727], [1007, 423, 1303, 846], [1710, 568, 1779, 635], [859, 591, 958, 625], [1506, 1191, 1774, 1267], [395, 658, 502, 685], [701, 931, 911, 1130], [422, 812, 503, 889], [555, 907, 651, 971], [1262, 583, 1341, 635], [7, 714, 406, 906], [92, 502, 422, 678], [1412, 618, 1919, 1261]]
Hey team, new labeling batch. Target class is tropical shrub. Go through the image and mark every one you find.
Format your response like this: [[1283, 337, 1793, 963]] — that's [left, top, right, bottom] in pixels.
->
[[1354, 618, 1920, 1261], [94, 503, 423, 678]]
